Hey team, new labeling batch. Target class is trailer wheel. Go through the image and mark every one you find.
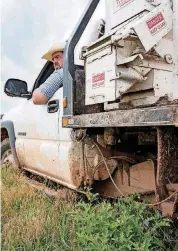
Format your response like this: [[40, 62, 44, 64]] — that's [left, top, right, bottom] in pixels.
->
[[1, 138, 14, 165]]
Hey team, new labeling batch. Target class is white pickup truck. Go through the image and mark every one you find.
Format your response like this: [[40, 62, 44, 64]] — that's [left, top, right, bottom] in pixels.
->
[[1, 0, 178, 217]]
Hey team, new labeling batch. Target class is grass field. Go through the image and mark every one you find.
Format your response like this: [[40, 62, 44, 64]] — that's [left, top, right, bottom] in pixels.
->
[[1, 165, 178, 251]]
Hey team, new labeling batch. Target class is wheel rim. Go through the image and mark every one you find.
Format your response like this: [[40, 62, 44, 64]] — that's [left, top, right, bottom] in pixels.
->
[[1, 149, 14, 165]]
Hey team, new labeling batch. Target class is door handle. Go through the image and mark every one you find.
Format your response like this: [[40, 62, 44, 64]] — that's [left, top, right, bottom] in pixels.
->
[[47, 100, 59, 113]]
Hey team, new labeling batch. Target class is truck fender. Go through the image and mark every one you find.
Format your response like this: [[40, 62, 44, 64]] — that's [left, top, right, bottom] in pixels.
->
[[1, 120, 20, 167]]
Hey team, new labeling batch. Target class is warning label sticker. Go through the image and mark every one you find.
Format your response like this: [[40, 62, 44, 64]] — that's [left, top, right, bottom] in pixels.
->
[[92, 73, 105, 89], [114, 0, 134, 11], [147, 12, 166, 36]]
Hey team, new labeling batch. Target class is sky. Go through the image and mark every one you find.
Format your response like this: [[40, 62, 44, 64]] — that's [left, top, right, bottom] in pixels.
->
[[1, 0, 105, 114]]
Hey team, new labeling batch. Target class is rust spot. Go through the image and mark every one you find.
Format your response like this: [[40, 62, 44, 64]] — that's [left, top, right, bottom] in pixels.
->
[[157, 127, 178, 201], [94, 161, 156, 198], [104, 128, 116, 145], [68, 142, 85, 188], [172, 106, 178, 125]]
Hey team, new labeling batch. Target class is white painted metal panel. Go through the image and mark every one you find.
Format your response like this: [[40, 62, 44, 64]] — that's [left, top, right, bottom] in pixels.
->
[[12, 89, 61, 141], [133, 0, 172, 51], [85, 46, 116, 105], [105, 0, 153, 32], [154, 35, 173, 59], [153, 69, 173, 97], [13, 86, 81, 189], [16, 138, 83, 190], [173, 0, 178, 100]]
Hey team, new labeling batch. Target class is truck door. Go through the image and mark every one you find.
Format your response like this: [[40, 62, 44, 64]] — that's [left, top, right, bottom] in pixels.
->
[[15, 62, 71, 182]]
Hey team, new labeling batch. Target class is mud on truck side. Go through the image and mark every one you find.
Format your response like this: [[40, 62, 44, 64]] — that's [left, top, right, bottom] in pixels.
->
[[1, 0, 178, 218]]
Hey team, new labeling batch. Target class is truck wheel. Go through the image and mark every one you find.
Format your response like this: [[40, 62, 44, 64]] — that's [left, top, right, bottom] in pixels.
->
[[1, 139, 14, 165]]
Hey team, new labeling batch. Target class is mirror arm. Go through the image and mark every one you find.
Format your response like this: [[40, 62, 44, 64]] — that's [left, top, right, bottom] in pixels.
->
[[21, 93, 32, 99]]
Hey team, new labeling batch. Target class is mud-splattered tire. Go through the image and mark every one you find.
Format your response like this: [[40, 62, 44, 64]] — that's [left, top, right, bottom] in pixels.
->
[[1, 138, 13, 165]]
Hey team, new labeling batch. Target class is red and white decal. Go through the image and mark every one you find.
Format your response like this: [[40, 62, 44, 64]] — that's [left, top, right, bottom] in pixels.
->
[[147, 12, 166, 36], [92, 73, 105, 89], [114, 0, 134, 11]]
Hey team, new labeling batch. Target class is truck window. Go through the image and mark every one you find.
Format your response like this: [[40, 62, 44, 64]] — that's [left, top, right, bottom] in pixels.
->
[[32, 61, 54, 92]]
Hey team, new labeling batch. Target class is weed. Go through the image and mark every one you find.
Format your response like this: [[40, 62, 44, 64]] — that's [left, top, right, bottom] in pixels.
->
[[1, 165, 178, 251]]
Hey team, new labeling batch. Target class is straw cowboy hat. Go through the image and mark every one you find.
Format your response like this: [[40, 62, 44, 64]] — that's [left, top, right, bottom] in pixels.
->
[[42, 42, 66, 62]]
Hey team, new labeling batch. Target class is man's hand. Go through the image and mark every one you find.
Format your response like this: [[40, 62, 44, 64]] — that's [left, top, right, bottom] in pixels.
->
[[32, 90, 49, 105]]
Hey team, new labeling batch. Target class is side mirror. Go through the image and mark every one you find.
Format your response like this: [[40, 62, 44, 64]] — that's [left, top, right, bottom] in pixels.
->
[[4, 78, 29, 97]]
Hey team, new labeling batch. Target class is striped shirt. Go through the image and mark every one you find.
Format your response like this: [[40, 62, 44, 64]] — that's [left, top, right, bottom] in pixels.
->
[[37, 68, 63, 98]]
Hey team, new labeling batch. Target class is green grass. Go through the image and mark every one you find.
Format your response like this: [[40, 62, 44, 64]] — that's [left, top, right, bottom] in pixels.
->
[[1, 165, 178, 251]]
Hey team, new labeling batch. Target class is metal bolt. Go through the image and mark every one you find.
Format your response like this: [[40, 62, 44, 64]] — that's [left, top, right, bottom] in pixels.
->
[[164, 54, 173, 64]]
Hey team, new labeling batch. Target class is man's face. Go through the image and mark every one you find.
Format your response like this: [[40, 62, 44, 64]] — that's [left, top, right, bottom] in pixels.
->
[[52, 51, 63, 70]]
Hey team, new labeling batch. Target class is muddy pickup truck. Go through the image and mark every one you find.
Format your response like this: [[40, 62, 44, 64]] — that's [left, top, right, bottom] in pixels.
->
[[1, 0, 178, 217]]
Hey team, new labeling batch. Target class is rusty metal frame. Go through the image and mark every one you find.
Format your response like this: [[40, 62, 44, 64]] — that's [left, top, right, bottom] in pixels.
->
[[156, 127, 178, 217], [64, 105, 178, 128], [157, 127, 178, 197]]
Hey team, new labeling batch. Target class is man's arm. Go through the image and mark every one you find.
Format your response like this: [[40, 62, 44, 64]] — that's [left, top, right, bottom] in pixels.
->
[[32, 90, 49, 105], [32, 68, 63, 105]]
